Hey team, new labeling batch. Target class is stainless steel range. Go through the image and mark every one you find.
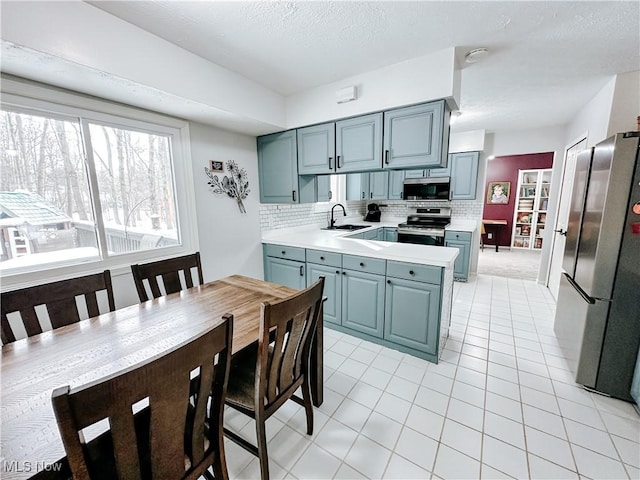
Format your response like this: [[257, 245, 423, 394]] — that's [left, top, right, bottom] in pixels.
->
[[397, 207, 451, 245]]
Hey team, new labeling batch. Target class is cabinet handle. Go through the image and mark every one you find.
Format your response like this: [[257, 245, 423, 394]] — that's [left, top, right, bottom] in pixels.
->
[[320, 256, 325, 260], [387, 280, 391, 284], [337, 155, 342, 168], [359, 262, 365, 267], [362, 192, 365, 199], [281, 250, 286, 255], [329, 157, 333, 169], [370, 192, 373, 199], [329, 190, 333, 200], [292, 190, 296, 201], [342, 272, 346, 275], [400, 192, 403, 199], [336, 270, 340, 274], [409, 270, 415, 276], [299, 265, 304, 276], [385, 150, 390, 164]]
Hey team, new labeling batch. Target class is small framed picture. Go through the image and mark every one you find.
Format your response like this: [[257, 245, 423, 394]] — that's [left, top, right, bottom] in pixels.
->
[[487, 181, 510, 204], [209, 160, 224, 173]]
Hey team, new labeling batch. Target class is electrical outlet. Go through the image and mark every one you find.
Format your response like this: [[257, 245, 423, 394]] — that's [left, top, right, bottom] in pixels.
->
[[487, 233, 493, 239]]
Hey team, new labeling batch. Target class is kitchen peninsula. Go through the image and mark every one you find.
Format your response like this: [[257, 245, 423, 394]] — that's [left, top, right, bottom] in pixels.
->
[[262, 221, 461, 363]]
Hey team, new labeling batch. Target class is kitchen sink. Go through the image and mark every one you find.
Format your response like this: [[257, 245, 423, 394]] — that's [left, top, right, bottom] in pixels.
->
[[322, 224, 369, 231]]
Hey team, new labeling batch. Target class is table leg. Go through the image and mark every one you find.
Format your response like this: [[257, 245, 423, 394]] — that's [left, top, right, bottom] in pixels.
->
[[310, 303, 323, 407]]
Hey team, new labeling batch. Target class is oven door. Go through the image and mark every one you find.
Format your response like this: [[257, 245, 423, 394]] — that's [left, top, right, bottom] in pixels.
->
[[397, 229, 445, 246]]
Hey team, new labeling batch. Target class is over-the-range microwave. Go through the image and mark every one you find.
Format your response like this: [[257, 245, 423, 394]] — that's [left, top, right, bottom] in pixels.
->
[[403, 177, 451, 201]]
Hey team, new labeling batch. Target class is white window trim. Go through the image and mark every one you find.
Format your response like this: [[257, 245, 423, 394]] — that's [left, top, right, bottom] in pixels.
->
[[0, 77, 199, 290]]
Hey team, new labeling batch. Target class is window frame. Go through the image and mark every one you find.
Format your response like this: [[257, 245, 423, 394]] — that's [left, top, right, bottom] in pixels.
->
[[0, 80, 198, 290]]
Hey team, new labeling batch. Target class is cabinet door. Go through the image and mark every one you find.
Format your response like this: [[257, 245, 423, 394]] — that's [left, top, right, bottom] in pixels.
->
[[316, 175, 332, 202], [346, 173, 370, 201], [384, 228, 398, 242], [297, 123, 335, 175], [342, 270, 385, 338], [404, 169, 427, 179], [384, 277, 440, 355], [383, 101, 448, 169], [445, 239, 470, 280], [362, 229, 379, 240], [450, 152, 479, 200], [388, 170, 405, 200], [369, 171, 389, 200], [307, 263, 342, 326], [264, 256, 306, 289], [427, 155, 451, 177], [336, 113, 383, 172], [257, 131, 299, 204]]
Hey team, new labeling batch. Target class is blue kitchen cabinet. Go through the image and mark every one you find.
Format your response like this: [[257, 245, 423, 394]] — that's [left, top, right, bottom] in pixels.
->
[[347, 171, 388, 200], [341, 255, 386, 338], [257, 130, 300, 204], [405, 169, 428, 178], [297, 122, 335, 175], [263, 244, 306, 289], [445, 230, 472, 280], [362, 228, 380, 240], [369, 171, 389, 200], [384, 261, 442, 359], [388, 170, 405, 200], [341, 268, 385, 338], [316, 175, 332, 202], [307, 262, 342, 326], [336, 113, 383, 172], [384, 227, 398, 242], [449, 151, 479, 200], [383, 101, 449, 169]]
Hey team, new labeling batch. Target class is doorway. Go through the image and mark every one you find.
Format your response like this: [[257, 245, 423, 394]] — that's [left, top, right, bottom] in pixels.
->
[[546, 136, 588, 299]]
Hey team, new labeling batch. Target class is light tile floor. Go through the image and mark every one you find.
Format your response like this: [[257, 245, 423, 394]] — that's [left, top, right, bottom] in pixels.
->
[[224, 274, 640, 479]]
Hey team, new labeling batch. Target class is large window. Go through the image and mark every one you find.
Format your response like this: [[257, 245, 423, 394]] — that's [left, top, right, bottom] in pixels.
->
[[0, 92, 192, 278]]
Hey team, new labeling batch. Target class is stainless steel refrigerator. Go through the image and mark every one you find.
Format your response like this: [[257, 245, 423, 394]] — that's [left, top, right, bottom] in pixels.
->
[[554, 132, 640, 402]]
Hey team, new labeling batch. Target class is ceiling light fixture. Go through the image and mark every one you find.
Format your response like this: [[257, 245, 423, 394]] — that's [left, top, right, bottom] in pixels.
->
[[465, 48, 489, 64]]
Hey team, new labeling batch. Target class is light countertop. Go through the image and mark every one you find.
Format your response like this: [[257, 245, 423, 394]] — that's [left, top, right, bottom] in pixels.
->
[[262, 221, 459, 269]]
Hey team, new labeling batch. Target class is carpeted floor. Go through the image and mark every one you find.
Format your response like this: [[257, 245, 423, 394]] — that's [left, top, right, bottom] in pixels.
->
[[476, 246, 541, 281]]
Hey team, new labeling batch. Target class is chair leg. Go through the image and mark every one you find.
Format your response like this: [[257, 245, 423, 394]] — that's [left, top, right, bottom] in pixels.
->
[[255, 414, 269, 480], [301, 378, 314, 435]]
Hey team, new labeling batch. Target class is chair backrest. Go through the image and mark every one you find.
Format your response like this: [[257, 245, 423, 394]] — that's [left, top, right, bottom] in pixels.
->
[[257, 277, 324, 409], [52, 315, 233, 480], [1, 270, 116, 344], [131, 253, 204, 302]]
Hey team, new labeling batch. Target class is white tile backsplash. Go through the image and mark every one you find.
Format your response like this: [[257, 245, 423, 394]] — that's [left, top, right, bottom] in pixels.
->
[[260, 200, 484, 231]]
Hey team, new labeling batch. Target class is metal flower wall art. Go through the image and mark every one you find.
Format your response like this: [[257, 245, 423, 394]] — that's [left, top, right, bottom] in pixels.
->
[[205, 160, 250, 213]]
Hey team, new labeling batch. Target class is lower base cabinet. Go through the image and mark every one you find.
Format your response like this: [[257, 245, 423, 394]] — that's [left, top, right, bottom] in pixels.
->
[[444, 230, 471, 281], [266, 245, 446, 363], [385, 277, 440, 355], [341, 269, 385, 338], [307, 263, 342, 326]]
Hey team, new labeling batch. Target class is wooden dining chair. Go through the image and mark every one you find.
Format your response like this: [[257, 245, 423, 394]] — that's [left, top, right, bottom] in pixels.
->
[[131, 252, 204, 302], [52, 314, 233, 480], [1, 270, 116, 344], [223, 277, 325, 480]]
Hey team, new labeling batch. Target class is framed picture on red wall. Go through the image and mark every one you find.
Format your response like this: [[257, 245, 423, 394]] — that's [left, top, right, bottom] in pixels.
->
[[487, 181, 510, 204]]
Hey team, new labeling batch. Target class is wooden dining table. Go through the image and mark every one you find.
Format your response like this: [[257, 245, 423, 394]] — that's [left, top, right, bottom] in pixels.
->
[[0, 274, 323, 480]]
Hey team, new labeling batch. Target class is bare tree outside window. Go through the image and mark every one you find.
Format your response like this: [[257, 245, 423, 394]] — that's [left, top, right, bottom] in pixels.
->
[[0, 109, 180, 273]]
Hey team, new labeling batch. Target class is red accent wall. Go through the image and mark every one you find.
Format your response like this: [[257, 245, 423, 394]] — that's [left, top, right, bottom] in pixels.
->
[[484, 152, 554, 247]]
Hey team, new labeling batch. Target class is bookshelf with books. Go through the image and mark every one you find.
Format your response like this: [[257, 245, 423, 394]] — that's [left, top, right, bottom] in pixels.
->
[[511, 168, 552, 250]]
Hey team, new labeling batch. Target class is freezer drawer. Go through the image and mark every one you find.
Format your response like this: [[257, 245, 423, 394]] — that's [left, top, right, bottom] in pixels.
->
[[553, 273, 610, 388]]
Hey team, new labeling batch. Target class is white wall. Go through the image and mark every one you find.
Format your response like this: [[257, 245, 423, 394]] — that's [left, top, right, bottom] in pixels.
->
[[189, 123, 264, 282], [607, 70, 640, 136], [285, 48, 459, 127], [566, 76, 616, 147]]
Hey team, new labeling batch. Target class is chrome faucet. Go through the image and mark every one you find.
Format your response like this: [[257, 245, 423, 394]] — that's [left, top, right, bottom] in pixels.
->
[[330, 203, 347, 228]]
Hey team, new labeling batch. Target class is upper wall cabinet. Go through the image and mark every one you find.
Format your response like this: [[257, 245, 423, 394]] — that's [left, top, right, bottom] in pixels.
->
[[297, 122, 335, 175], [383, 101, 450, 170], [449, 151, 479, 200], [258, 130, 300, 204], [335, 113, 383, 172]]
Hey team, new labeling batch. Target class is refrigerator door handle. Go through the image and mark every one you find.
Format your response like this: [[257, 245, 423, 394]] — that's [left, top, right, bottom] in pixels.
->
[[563, 273, 596, 304]]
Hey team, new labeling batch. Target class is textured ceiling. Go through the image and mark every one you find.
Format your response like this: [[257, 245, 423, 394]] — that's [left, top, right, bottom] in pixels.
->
[[51, 1, 640, 132]]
